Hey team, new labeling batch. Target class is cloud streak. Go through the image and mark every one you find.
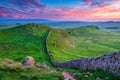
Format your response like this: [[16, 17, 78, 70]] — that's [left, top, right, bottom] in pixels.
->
[[85, 0, 92, 5], [0, 0, 120, 21], [44, 0, 120, 21], [0, 0, 46, 18]]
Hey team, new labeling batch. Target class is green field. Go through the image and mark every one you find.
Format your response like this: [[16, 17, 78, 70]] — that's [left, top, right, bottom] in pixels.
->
[[0, 24, 52, 65], [47, 26, 120, 62], [0, 24, 120, 80]]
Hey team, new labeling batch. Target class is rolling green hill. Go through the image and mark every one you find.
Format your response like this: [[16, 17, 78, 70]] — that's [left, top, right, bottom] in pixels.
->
[[0, 24, 52, 65], [47, 26, 120, 62], [0, 24, 64, 80], [0, 24, 120, 80]]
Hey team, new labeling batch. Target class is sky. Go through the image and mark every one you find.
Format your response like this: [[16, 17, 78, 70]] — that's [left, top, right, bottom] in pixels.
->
[[0, 0, 120, 21]]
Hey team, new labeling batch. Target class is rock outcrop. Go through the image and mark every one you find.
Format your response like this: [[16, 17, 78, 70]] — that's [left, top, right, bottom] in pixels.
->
[[62, 71, 76, 80], [22, 56, 35, 66]]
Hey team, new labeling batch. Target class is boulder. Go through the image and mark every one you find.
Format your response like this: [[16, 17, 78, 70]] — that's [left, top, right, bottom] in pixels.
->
[[3, 58, 13, 64], [22, 56, 35, 66]]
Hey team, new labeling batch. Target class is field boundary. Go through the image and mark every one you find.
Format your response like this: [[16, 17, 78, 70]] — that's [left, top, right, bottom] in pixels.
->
[[45, 29, 120, 76], [45, 29, 55, 63]]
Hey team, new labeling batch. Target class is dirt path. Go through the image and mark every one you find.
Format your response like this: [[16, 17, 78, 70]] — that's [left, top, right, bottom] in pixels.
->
[[62, 71, 76, 80]]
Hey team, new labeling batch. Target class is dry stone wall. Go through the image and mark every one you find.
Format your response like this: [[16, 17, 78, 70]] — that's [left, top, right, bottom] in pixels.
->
[[46, 30, 120, 76], [51, 51, 120, 76]]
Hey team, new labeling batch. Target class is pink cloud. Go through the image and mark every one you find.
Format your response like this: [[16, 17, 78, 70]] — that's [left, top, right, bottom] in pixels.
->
[[42, 1, 120, 21], [0, 13, 8, 17], [0, 0, 120, 21], [85, 0, 92, 5], [13, 15, 20, 18]]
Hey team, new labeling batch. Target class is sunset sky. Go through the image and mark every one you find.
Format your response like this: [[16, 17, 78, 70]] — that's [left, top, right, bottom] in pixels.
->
[[0, 0, 120, 21]]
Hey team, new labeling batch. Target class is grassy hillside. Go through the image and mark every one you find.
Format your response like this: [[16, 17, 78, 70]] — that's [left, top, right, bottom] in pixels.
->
[[0, 24, 64, 80], [0, 24, 120, 80], [1, 58, 119, 80], [47, 26, 120, 62], [0, 24, 52, 65], [0, 58, 63, 80]]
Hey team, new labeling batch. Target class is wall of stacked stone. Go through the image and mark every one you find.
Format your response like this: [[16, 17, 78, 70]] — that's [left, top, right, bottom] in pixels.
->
[[46, 30, 120, 76], [46, 30, 55, 63]]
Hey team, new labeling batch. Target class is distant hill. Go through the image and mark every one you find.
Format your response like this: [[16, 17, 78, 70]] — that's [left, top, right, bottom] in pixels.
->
[[1, 19, 120, 31], [45, 21, 120, 29], [0, 19, 51, 26], [0, 19, 50, 21]]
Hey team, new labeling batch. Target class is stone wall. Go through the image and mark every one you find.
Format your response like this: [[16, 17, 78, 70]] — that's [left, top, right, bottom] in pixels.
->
[[46, 30, 120, 76], [51, 51, 120, 76]]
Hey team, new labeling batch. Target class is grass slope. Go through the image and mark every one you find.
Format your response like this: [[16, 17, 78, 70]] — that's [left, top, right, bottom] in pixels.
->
[[47, 26, 120, 62], [0, 24, 52, 65], [0, 58, 63, 80], [0, 24, 120, 80]]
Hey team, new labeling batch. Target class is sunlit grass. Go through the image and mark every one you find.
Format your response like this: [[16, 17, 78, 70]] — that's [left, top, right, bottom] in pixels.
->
[[0, 24, 52, 65], [47, 26, 120, 62], [0, 24, 120, 80]]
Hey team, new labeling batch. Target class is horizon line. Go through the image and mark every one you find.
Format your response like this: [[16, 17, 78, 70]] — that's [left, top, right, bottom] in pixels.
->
[[1, 19, 120, 22]]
